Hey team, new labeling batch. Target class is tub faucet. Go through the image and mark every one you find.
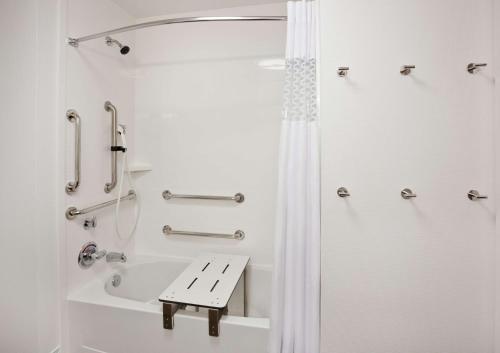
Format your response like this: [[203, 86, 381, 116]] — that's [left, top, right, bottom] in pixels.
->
[[106, 252, 127, 263], [78, 242, 127, 269]]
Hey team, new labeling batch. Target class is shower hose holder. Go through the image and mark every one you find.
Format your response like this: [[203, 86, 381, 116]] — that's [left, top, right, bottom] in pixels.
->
[[158, 253, 249, 337]]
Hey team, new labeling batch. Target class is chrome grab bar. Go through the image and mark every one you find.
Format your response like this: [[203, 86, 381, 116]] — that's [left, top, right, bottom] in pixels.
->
[[162, 190, 244, 203], [65, 110, 81, 194], [104, 101, 118, 193], [66, 190, 136, 220], [162, 225, 245, 240]]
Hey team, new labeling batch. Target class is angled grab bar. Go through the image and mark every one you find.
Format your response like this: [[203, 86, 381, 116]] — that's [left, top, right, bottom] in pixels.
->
[[66, 190, 136, 220], [65, 110, 81, 194], [162, 225, 245, 240], [162, 190, 245, 203], [104, 101, 118, 193]]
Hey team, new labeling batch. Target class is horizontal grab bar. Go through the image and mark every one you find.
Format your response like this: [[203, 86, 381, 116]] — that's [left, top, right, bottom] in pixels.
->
[[162, 190, 244, 203], [162, 225, 245, 240], [66, 190, 136, 220]]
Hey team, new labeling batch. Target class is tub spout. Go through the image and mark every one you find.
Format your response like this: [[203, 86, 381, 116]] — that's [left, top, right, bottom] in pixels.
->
[[106, 252, 127, 263]]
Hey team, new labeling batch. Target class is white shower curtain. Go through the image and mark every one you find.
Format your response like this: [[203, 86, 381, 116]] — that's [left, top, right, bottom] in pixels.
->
[[270, 2, 320, 353]]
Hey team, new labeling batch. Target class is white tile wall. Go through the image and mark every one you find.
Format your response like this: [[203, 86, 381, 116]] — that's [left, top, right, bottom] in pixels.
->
[[0, 0, 60, 352], [320, 0, 495, 352], [132, 3, 286, 267]]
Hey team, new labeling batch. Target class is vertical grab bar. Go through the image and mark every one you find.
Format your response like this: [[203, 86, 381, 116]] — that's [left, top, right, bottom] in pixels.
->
[[66, 109, 81, 194], [104, 101, 117, 193]]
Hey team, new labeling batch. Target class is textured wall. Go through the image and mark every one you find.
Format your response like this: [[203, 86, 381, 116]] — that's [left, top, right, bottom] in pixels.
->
[[320, 0, 495, 352]]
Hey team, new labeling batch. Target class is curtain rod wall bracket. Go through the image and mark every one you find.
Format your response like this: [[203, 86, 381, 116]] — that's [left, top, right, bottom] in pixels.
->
[[67, 38, 79, 47]]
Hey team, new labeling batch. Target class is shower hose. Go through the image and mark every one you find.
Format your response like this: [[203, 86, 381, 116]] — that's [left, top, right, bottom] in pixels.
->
[[115, 125, 140, 240]]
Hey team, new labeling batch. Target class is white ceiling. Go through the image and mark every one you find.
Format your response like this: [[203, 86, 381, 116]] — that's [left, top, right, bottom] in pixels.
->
[[111, 0, 286, 19]]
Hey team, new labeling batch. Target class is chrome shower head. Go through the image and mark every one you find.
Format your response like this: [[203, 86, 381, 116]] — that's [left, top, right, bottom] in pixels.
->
[[105, 36, 130, 55]]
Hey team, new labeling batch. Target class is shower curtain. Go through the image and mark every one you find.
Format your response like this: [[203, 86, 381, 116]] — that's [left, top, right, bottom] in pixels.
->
[[270, 1, 320, 353]]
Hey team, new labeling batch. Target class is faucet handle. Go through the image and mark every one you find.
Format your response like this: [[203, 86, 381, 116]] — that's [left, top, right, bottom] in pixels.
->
[[78, 242, 106, 269]]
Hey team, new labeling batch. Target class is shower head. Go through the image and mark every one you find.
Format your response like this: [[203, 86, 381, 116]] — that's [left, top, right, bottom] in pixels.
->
[[105, 36, 130, 55]]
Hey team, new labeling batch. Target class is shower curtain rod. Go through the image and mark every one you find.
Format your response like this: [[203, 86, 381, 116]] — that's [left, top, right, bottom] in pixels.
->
[[67, 16, 287, 46]]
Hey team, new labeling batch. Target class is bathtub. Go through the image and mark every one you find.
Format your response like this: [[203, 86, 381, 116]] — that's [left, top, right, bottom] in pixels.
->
[[67, 256, 272, 353]]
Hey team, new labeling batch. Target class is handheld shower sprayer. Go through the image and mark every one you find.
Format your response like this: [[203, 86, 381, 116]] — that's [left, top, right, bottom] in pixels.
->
[[105, 36, 130, 55], [114, 124, 140, 241]]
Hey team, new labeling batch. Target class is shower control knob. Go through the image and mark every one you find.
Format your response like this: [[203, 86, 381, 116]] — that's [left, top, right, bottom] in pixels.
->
[[83, 216, 97, 230], [78, 242, 106, 269]]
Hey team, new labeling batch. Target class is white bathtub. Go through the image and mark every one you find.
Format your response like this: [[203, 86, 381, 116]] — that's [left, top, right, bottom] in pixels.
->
[[67, 256, 272, 353]]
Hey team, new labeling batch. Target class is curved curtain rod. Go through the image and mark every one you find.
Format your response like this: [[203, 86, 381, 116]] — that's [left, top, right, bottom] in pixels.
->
[[67, 16, 287, 46]]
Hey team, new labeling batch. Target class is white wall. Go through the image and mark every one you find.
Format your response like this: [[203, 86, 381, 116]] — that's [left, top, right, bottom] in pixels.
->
[[495, 0, 500, 351], [132, 3, 286, 268], [320, 0, 495, 352], [63, 0, 137, 297], [0, 0, 60, 352]]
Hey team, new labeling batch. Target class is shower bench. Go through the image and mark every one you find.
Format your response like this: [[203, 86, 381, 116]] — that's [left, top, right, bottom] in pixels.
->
[[158, 253, 249, 337]]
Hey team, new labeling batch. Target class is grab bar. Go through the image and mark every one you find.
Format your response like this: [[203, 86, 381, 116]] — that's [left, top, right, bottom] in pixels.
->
[[162, 190, 245, 203], [162, 225, 245, 240], [65, 109, 81, 194], [104, 101, 118, 193], [66, 190, 136, 220]]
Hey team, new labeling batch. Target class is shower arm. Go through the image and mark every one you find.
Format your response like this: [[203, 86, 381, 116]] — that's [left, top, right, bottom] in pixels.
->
[[104, 101, 118, 193]]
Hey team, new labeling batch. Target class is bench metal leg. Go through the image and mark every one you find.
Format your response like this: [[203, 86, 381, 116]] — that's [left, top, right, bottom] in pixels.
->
[[163, 303, 179, 329], [208, 307, 227, 337]]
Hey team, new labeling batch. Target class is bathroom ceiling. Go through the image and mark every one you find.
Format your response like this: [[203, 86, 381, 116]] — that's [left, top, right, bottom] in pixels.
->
[[111, 0, 286, 18]]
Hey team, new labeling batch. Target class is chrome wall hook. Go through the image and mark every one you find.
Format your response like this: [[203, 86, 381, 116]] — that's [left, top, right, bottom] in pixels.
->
[[337, 67, 349, 77], [467, 63, 487, 74], [337, 187, 350, 197], [401, 188, 417, 199], [400, 65, 415, 75], [467, 190, 488, 201]]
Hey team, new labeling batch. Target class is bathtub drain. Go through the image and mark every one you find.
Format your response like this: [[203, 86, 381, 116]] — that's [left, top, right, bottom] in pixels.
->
[[111, 274, 121, 287]]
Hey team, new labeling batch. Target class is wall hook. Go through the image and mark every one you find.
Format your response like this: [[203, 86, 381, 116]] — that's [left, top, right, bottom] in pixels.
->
[[400, 65, 415, 75], [337, 187, 350, 197], [337, 67, 349, 77], [401, 188, 417, 199], [467, 63, 487, 74], [467, 190, 488, 201]]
